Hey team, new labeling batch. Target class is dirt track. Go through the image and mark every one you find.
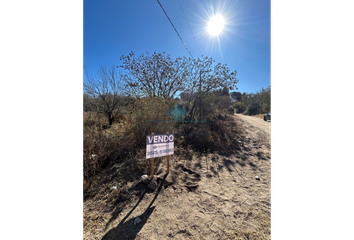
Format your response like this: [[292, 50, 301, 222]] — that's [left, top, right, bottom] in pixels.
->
[[234, 114, 271, 145], [84, 115, 271, 240]]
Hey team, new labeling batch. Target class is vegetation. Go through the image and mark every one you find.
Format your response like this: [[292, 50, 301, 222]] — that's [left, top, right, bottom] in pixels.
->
[[231, 86, 271, 115], [119, 51, 238, 121], [83, 52, 270, 198]]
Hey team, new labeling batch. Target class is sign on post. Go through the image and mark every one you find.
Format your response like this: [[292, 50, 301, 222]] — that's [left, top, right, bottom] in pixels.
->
[[146, 134, 174, 159], [147, 133, 174, 177]]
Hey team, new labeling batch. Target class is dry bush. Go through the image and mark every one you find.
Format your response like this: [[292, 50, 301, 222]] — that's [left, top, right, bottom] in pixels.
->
[[83, 99, 242, 200], [83, 97, 177, 195], [127, 97, 177, 147], [113, 112, 128, 122], [176, 113, 241, 155], [84, 110, 127, 182]]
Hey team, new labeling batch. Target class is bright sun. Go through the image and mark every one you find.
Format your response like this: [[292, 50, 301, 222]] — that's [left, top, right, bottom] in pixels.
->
[[208, 14, 224, 36]]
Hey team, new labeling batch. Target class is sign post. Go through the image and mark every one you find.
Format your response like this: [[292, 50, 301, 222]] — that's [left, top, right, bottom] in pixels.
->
[[146, 132, 174, 177], [166, 132, 170, 174], [150, 133, 154, 178]]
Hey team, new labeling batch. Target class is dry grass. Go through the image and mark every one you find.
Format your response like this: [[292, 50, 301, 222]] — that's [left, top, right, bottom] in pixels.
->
[[252, 113, 266, 120], [83, 104, 272, 240]]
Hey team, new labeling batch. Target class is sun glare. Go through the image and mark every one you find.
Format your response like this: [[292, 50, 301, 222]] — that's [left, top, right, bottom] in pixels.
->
[[207, 14, 224, 36]]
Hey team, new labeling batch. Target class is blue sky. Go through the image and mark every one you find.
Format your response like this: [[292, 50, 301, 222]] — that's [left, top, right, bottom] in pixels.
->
[[84, 0, 270, 94]]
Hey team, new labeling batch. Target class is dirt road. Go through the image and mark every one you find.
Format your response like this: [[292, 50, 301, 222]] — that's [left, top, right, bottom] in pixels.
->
[[234, 114, 271, 145], [84, 115, 271, 240]]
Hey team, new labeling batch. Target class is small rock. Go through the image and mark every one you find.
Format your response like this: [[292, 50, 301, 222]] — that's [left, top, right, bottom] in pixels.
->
[[134, 217, 141, 225], [147, 178, 157, 190], [90, 154, 98, 161], [111, 186, 117, 190], [255, 176, 260, 180], [224, 133, 231, 141], [160, 173, 175, 185], [140, 174, 149, 184], [156, 167, 166, 176]]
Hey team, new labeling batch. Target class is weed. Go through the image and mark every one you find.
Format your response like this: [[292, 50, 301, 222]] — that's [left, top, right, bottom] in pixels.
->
[[115, 176, 122, 184]]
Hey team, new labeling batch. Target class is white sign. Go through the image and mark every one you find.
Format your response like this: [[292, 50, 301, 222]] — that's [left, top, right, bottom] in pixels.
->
[[146, 134, 174, 159]]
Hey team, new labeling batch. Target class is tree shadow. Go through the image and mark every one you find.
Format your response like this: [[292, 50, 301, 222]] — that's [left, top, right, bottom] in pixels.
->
[[222, 158, 238, 182], [210, 166, 218, 176], [222, 158, 246, 183], [102, 174, 168, 240], [241, 155, 248, 161], [236, 159, 246, 167], [248, 161, 257, 167]]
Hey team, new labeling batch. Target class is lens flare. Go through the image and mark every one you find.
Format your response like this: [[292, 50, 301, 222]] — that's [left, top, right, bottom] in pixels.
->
[[207, 14, 224, 36]]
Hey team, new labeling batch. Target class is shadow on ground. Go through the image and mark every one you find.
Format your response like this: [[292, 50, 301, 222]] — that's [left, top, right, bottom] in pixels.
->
[[102, 174, 167, 240]]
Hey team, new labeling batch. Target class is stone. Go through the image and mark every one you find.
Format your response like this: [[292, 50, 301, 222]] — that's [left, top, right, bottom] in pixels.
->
[[159, 173, 175, 186], [90, 154, 98, 161], [224, 133, 231, 141], [255, 176, 260, 180], [140, 175, 149, 184], [147, 178, 157, 190], [156, 167, 166, 176], [134, 217, 141, 225]]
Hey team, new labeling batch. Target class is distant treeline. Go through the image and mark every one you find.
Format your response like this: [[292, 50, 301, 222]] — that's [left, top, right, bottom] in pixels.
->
[[178, 86, 270, 116], [84, 84, 271, 119], [231, 86, 271, 115]]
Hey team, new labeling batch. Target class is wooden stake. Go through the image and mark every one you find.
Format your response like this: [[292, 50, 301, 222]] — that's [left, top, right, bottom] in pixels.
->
[[150, 132, 154, 178], [166, 132, 170, 174]]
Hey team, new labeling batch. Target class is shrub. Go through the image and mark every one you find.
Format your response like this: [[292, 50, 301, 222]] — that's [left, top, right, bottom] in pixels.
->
[[228, 106, 234, 115], [114, 113, 128, 122], [244, 102, 259, 115], [233, 102, 246, 113]]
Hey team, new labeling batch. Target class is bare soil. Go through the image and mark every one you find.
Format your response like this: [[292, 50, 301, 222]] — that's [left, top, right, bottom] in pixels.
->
[[84, 114, 271, 240]]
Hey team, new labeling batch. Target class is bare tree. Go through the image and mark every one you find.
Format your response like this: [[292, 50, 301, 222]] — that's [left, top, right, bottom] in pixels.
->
[[84, 65, 125, 125], [181, 56, 238, 120], [119, 52, 238, 120]]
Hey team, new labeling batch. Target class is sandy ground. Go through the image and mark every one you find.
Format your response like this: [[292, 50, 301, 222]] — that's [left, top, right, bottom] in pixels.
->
[[84, 115, 271, 240]]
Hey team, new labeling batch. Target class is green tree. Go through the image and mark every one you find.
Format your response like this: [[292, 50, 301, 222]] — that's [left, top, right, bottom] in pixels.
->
[[244, 102, 259, 115], [233, 102, 246, 113], [230, 91, 242, 101]]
